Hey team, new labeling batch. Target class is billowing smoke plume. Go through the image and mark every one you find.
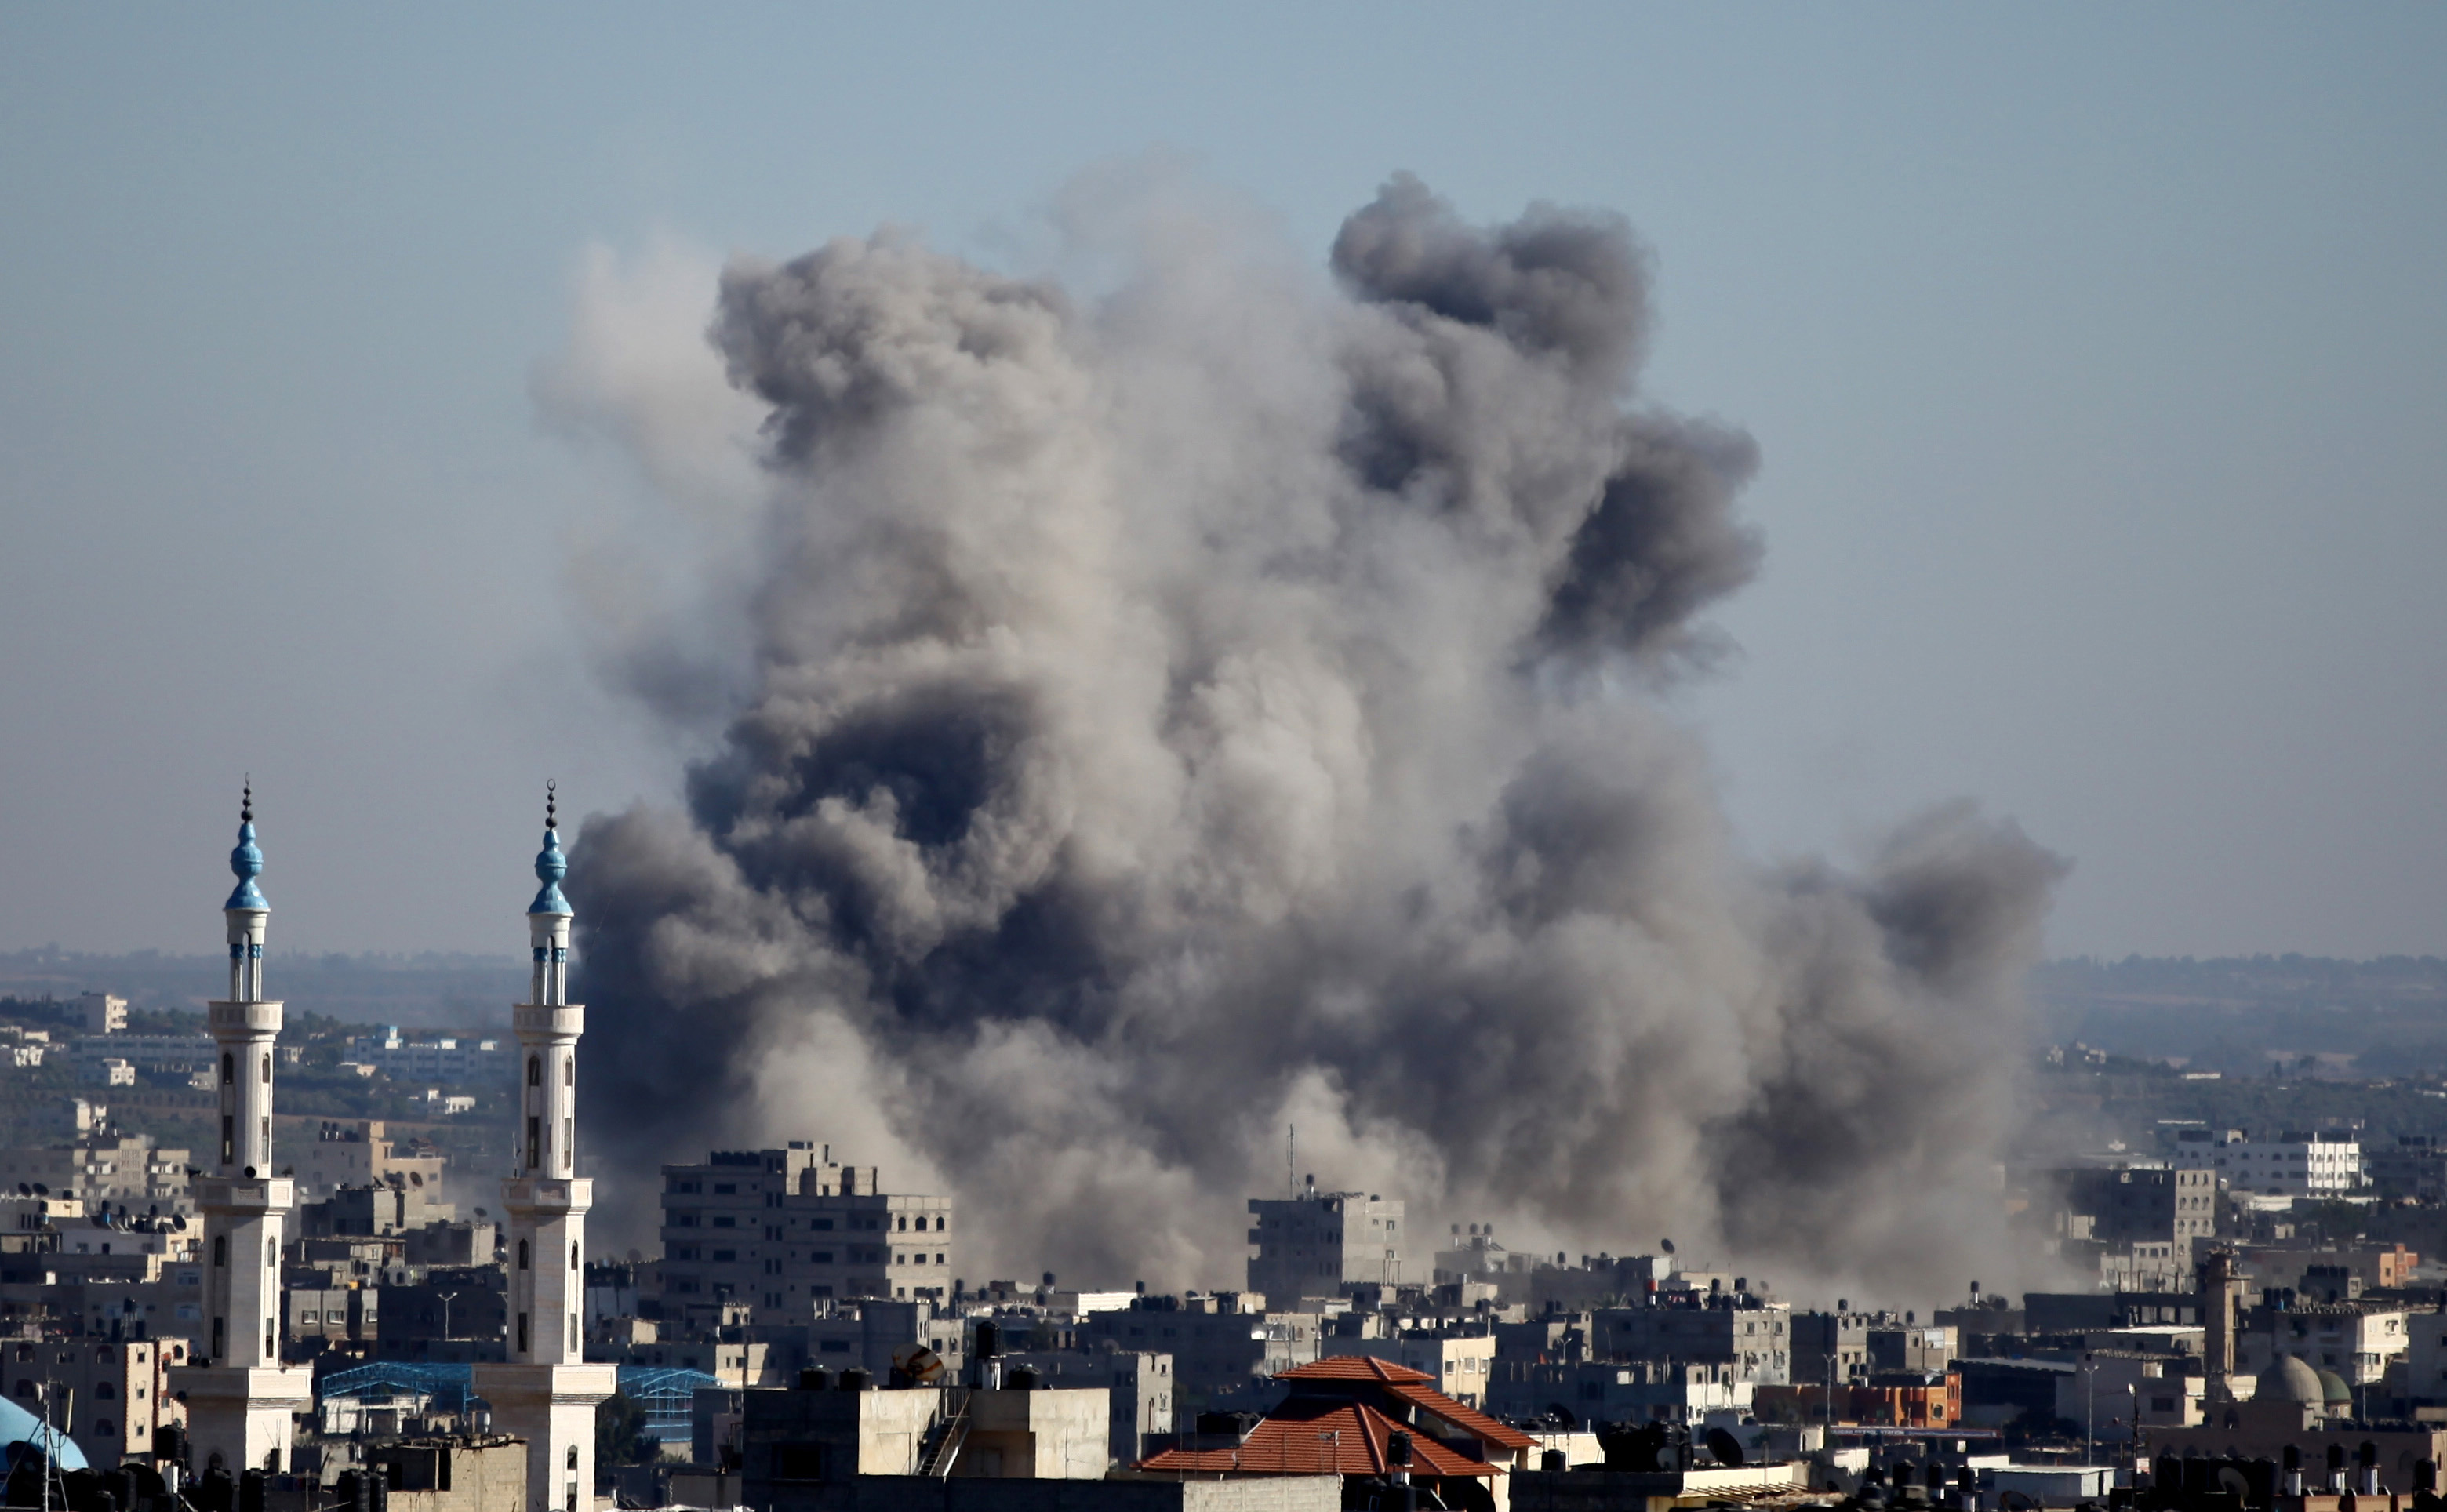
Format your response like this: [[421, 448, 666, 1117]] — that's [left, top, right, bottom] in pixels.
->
[[558, 173, 2065, 1298]]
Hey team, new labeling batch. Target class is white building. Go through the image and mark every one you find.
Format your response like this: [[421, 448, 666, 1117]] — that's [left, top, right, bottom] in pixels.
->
[[79, 993, 128, 1034], [344, 1028, 511, 1082], [82, 1058, 136, 1087], [2204, 1129, 2365, 1196]]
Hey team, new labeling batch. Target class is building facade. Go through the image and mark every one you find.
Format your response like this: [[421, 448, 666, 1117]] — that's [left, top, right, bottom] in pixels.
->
[[1245, 1184, 1405, 1302], [658, 1145, 954, 1325]]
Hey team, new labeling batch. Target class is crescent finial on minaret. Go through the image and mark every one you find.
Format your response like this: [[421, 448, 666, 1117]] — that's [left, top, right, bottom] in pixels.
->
[[530, 781, 570, 917]]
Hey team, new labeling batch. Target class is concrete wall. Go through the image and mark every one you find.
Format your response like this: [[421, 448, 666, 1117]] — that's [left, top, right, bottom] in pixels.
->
[[962, 1390, 1107, 1480]]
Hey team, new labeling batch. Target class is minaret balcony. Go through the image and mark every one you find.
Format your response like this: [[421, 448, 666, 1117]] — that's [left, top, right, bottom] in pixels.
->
[[512, 1003, 584, 1038], [194, 1176, 296, 1211], [501, 1176, 592, 1216], [207, 1001, 286, 1034]]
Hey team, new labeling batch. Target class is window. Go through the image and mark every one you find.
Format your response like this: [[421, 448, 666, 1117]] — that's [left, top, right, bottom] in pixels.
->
[[260, 1054, 271, 1084], [572, 1243, 580, 1270], [773, 1445, 826, 1481], [518, 1241, 531, 1270], [565, 1057, 573, 1086], [936, 1217, 946, 1231], [529, 1056, 541, 1087], [222, 1053, 234, 1085], [11, 1383, 29, 1399], [813, 1219, 834, 1231], [96, 1383, 115, 1400], [213, 1237, 227, 1267], [714, 1184, 736, 1195], [896, 1216, 907, 1231]]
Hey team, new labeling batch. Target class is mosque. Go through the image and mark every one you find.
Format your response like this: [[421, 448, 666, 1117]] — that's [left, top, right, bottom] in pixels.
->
[[169, 787, 612, 1512]]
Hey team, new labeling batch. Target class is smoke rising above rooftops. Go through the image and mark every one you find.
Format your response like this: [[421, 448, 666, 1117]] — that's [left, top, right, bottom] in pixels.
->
[[551, 172, 2067, 1297]]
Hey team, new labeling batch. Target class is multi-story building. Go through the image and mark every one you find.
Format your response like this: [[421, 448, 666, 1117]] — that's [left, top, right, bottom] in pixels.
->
[[1489, 1358, 1754, 1423], [657, 1144, 953, 1326], [1245, 1183, 1405, 1302], [1079, 1293, 1319, 1412], [0, 1136, 194, 1209], [287, 1121, 448, 1209], [2199, 1130, 2365, 1197], [342, 1029, 511, 1083], [2368, 1139, 2447, 1200], [1791, 1311, 1873, 1387], [1320, 1326, 1497, 1408], [2055, 1165, 2219, 1252], [2237, 1303, 2409, 1389], [78, 994, 129, 1034], [998, 1348, 1173, 1466], [65, 1033, 212, 1074], [0, 1336, 177, 1466], [1591, 1297, 1792, 1385]]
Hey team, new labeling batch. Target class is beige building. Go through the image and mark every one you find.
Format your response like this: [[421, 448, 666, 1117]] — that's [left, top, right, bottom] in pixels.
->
[[1321, 1331, 1497, 1408], [288, 1121, 449, 1209], [0, 1336, 180, 1466], [0, 1136, 193, 1209]]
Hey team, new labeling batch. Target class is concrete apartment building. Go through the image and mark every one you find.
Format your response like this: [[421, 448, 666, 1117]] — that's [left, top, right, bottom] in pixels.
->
[[0, 1136, 193, 1209], [998, 1349, 1175, 1465], [2237, 1303, 2409, 1390], [660, 1144, 954, 1325], [344, 1028, 512, 1082], [1318, 1327, 1496, 1408], [78, 994, 129, 1034], [1079, 1294, 1319, 1412], [1790, 1312, 1874, 1387], [288, 1121, 449, 1209], [1245, 1183, 1405, 1302], [0, 1336, 175, 1466], [2183, 1129, 2365, 1197], [2055, 1165, 2219, 1251], [1591, 1298, 1793, 1385]]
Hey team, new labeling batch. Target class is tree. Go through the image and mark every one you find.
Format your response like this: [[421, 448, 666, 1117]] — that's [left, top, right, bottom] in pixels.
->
[[595, 1392, 656, 1490]]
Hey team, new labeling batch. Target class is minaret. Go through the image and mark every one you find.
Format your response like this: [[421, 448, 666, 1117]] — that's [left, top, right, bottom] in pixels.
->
[[475, 786, 616, 1512], [171, 783, 311, 1474]]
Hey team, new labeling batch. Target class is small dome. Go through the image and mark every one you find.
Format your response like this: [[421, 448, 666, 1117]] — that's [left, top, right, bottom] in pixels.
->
[[2318, 1368, 2353, 1404], [2257, 1354, 2324, 1405]]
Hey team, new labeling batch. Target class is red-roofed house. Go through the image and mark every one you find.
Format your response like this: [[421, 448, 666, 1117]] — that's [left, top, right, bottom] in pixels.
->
[[1137, 1358, 1535, 1510]]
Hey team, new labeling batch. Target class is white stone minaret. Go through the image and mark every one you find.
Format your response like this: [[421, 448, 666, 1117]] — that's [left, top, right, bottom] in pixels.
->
[[171, 783, 312, 1473], [475, 787, 616, 1512]]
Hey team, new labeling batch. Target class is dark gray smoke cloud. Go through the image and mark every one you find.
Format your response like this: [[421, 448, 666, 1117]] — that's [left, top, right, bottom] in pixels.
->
[[561, 173, 2065, 1297]]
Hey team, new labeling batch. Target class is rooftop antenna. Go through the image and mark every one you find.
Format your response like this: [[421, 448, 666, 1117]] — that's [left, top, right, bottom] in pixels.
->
[[1287, 1125, 1295, 1201]]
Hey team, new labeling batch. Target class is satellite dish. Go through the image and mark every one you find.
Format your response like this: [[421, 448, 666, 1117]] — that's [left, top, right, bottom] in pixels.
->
[[32, 1184, 47, 1196], [173, 1215, 187, 1231], [410, 1172, 423, 1187], [893, 1344, 945, 1384], [2002, 1493, 2034, 1512], [2218, 1468, 2250, 1498], [1707, 1428, 1746, 1468], [1660, 1238, 1675, 1255], [1545, 1403, 1577, 1430]]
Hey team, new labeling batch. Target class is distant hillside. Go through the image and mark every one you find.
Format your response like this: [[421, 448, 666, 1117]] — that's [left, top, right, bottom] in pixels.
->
[[2031, 954, 2447, 1078], [0, 947, 525, 1030]]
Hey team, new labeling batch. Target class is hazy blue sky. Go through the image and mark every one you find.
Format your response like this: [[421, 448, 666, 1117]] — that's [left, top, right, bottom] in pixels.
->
[[2, 5, 2441, 961]]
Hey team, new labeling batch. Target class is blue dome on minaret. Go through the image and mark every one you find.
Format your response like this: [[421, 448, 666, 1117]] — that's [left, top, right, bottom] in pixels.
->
[[529, 782, 571, 917], [225, 781, 267, 911]]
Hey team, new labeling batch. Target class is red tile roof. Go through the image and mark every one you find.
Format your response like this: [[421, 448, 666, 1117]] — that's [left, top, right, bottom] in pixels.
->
[[1278, 1354, 1536, 1452], [1136, 1400, 1500, 1478]]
